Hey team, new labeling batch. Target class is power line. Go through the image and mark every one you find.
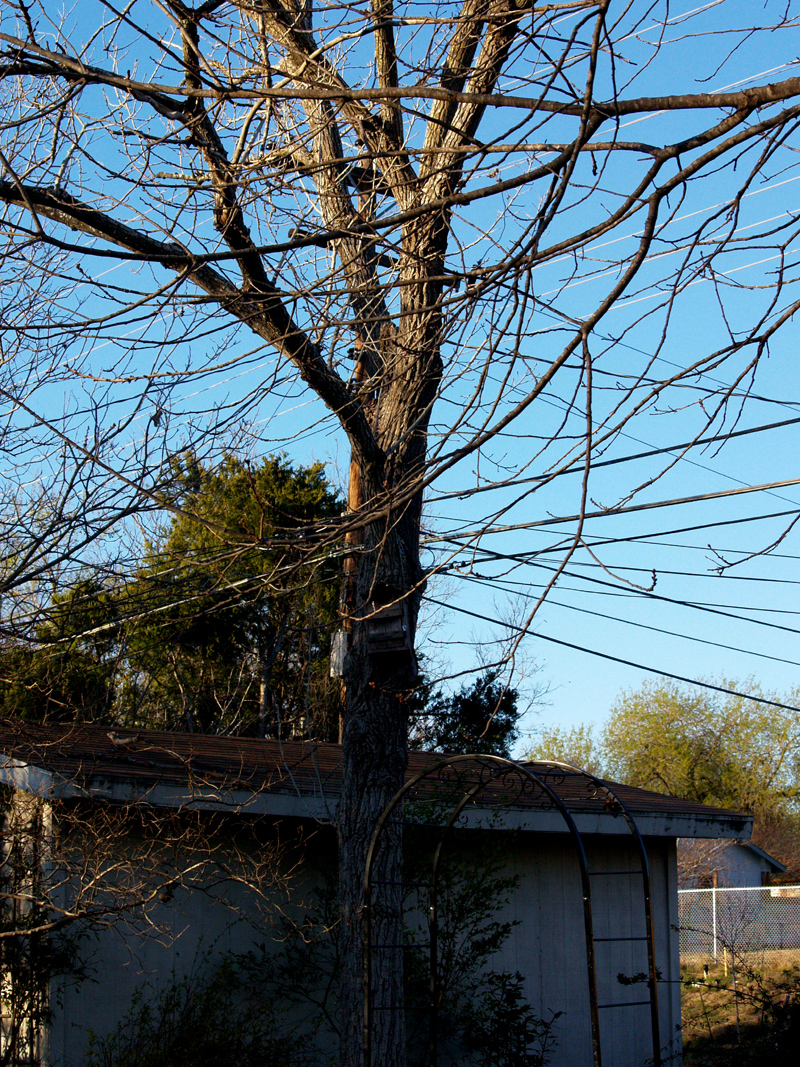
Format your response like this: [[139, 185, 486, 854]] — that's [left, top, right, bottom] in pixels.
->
[[440, 543, 800, 638], [527, 556, 800, 586], [504, 508, 800, 564], [452, 572, 800, 668], [429, 475, 800, 542], [562, 585, 800, 617], [524, 581, 800, 617], [424, 597, 800, 714], [432, 417, 800, 505], [606, 539, 800, 562], [577, 508, 800, 551]]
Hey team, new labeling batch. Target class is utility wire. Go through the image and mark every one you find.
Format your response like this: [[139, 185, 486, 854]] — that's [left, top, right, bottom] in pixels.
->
[[440, 542, 800, 638], [429, 474, 800, 542], [481, 508, 800, 562], [527, 556, 800, 585], [576, 508, 800, 551], [559, 585, 800, 617], [432, 418, 800, 505], [424, 598, 800, 715], [452, 571, 800, 668]]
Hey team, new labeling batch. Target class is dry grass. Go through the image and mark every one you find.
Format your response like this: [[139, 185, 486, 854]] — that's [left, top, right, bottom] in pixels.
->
[[681, 952, 800, 1066]]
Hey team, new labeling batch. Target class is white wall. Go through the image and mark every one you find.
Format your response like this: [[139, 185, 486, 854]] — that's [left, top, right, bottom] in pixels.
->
[[678, 839, 774, 889], [45, 819, 681, 1067], [500, 833, 680, 1067], [46, 817, 336, 1067], [399, 827, 680, 1067]]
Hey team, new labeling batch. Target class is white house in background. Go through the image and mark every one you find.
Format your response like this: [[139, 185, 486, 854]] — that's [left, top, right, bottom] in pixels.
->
[[0, 723, 753, 1067], [678, 838, 787, 888]]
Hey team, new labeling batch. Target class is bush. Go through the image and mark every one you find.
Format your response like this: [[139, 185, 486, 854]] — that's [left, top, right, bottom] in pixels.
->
[[464, 971, 561, 1067], [403, 831, 560, 1067], [84, 953, 311, 1067]]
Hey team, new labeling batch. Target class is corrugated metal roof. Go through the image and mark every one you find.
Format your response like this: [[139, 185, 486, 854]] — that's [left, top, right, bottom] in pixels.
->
[[0, 720, 747, 824]]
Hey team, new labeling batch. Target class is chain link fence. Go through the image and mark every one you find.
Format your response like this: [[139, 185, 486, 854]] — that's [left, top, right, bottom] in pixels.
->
[[679, 885, 800, 962]]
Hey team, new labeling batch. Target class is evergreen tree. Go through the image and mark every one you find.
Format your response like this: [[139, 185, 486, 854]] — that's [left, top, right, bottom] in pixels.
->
[[0, 455, 344, 738], [119, 453, 343, 737], [409, 670, 521, 758], [0, 579, 119, 723]]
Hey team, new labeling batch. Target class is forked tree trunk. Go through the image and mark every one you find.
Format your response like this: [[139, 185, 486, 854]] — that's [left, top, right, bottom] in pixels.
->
[[336, 207, 444, 1067]]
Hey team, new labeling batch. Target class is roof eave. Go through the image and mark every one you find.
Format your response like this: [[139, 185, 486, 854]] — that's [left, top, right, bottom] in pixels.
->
[[0, 757, 752, 839]]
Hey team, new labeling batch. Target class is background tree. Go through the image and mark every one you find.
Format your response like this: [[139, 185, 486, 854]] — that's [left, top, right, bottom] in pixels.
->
[[1, 453, 343, 737], [528, 678, 800, 879], [120, 452, 342, 738], [530, 679, 800, 815], [409, 670, 523, 758], [529, 723, 605, 779], [0, 579, 120, 723], [602, 680, 800, 817], [2, 4, 800, 1064]]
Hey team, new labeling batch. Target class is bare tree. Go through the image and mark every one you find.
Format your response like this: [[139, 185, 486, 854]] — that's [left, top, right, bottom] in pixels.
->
[[2, 2, 800, 1063], [677, 838, 731, 889], [0, 761, 297, 1065]]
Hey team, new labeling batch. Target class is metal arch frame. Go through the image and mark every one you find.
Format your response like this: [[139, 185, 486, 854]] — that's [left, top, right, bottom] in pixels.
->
[[362, 754, 662, 1067], [544, 759, 663, 1066]]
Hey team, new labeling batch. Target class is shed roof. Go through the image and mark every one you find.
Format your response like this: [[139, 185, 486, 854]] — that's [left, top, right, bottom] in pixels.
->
[[0, 721, 750, 840], [736, 841, 787, 873]]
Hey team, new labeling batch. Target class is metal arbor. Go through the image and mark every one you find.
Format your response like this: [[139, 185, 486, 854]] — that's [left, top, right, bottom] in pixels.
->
[[363, 754, 662, 1067]]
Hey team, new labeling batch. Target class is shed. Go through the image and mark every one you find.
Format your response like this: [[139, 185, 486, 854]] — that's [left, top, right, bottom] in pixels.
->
[[0, 723, 751, 1067], [678, 838, 787, 888]]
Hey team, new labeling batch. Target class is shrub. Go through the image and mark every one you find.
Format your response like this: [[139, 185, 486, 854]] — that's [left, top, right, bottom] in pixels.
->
[[84, 953, 311, 1067]]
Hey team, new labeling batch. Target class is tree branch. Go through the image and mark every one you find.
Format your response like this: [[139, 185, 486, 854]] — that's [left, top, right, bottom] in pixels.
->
[[0, 182, 379, 463]]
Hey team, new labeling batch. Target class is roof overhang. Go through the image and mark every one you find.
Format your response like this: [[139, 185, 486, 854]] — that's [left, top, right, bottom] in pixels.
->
[[736, 840, 787, 872], [0, 754, 752, 839]]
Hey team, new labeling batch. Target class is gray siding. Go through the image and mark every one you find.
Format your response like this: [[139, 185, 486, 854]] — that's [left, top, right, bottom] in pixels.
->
[[45, 826, 680, 1067], [499, 834, 679, 1067]]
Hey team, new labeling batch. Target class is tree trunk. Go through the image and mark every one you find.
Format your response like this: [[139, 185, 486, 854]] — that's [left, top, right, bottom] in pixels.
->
[[338, 677, 408, 1067], [338, 485, 424, 1067], [336, 206, 444, 1066]]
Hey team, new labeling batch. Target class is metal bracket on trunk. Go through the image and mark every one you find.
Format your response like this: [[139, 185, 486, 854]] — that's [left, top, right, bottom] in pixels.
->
[[329, 630, 347, 677]]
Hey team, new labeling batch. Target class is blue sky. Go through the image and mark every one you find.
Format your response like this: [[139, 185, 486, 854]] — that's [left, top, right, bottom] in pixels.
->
[[3, 0, 800, 744]]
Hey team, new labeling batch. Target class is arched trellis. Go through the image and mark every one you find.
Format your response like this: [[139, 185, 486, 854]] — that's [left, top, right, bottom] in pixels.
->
[[363, 755, 662, 1067]]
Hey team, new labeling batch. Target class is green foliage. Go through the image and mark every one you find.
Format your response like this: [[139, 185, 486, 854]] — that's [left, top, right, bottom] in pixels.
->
[[404, 833, 559, 1067], [527, 723, 604, 778], [0, 453, 344, 736], [603, 679, 800, 817], [409, 670, 522, 757], [527, 678, 800, 818], [83, 954, 312, 1067], [154, 451, 341, 563], [0, 579, 119, 723], [119, 452, 342, 736], [464, 971, 560, 1067]]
